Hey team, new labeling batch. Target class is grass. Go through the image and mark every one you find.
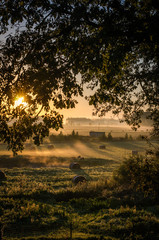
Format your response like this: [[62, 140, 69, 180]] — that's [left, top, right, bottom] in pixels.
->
[[1, 162, 159, 239], [0, 138, 157, 163], [0, 137, 159, 239]]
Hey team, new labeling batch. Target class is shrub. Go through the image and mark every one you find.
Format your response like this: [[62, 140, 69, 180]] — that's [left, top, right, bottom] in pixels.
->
[[113, 156, 159, 198], [107, 132, 113, 141], [71, 130, 75, 136], [124, 133, 128, 140]]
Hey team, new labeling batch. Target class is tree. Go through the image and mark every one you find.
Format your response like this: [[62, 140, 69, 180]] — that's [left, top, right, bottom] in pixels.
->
[[0, 0, 159, 154], [125, 133, 128, 140], [108, 132, 113, 141], [71, 130, 75, 137]]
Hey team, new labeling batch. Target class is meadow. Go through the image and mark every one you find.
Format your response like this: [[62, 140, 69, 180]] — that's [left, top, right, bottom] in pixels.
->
[[0, 126, 159, 240]]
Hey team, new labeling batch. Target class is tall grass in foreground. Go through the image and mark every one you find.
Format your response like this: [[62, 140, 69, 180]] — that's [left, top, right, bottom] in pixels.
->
[[0, 155, 159, 239]]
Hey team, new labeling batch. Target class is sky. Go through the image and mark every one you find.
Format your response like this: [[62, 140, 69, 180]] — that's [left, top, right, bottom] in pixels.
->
[[58, 74, 113, 122], [59, 90, 114, 122], [60, 95, 95, 121], [0, 33, 96, 121], [0, 26, 112, 122]]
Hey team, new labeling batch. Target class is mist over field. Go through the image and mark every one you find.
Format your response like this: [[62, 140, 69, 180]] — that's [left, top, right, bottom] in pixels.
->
[[50, 121, 152, 136], [0, 124, 157, 170]]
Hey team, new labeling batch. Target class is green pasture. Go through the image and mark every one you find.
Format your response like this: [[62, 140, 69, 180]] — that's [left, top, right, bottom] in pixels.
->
[[0, 137, 159, 239], [0, 138, 157, 165], [0, 161, 159, 240]]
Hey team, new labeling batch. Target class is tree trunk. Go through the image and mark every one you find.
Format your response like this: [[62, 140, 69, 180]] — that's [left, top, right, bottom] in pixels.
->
[[0, 223, 3, 240]]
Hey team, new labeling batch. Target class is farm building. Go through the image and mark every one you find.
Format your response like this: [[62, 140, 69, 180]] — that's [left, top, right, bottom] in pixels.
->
[[89, 131, 105, 137]]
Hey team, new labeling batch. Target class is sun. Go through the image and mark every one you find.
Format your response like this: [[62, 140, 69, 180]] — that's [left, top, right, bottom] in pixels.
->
[[14, 97, 27, 107]]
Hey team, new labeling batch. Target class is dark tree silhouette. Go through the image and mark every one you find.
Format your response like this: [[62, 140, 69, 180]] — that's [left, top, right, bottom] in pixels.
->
[[0, 0, 159, 154]]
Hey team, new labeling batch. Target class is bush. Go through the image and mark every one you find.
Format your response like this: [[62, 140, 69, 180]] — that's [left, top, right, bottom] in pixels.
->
[[107, 132, 113, 141], [124, 133, 128, 140], [113, 156, 159, 198]]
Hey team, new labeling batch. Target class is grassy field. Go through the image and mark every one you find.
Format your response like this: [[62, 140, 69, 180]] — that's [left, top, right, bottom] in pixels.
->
[[0, 137, 157, 165], [0, 135, 159, 239]]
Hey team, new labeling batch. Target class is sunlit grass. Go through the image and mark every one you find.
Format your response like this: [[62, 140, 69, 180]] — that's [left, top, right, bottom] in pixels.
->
[[0, 139, 156, 163], [0, 136, 159, 239], [0, 156, 159, 240]]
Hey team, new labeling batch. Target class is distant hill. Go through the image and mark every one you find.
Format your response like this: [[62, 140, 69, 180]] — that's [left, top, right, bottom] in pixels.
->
[[66, 117, 122, 126], [66, 113, 153, 127]]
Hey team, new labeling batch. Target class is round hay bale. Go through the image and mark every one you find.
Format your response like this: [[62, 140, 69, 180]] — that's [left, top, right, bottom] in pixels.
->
[[0, 170, 6, 181], [99, 145, 106, 149], [69, 162, 80, 170], [72, 175, 86, 184], [47, 144, 54, 150], [155, 151, 159, 157]]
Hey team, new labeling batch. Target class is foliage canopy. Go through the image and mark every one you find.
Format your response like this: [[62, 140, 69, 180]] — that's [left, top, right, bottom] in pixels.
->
[[0, 0, 159, 154]]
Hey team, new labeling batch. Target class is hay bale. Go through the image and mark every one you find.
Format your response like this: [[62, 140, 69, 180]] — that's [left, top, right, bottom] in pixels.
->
[[0, 170, 6, 181], [47, 144, 54, 150], [69, 162, 80, 170], [99, 145, 106, 149], [132, 150, 138, 155], [72, 175, 86, 184], [155, 151, 159, 157]]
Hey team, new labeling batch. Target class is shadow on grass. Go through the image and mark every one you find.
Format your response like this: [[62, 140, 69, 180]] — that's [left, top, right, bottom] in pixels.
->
[[0, 155, 73, 168], [76, 157, 117, 167], [0, 155, 117, 169], [107, 140, 147, 151], [0, 155, 46, 168], [71, 168, 92, 180]]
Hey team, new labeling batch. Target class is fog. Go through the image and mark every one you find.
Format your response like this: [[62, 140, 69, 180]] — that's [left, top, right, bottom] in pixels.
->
[[0, 140, 115, 168], [22, 141, 106, 159]]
